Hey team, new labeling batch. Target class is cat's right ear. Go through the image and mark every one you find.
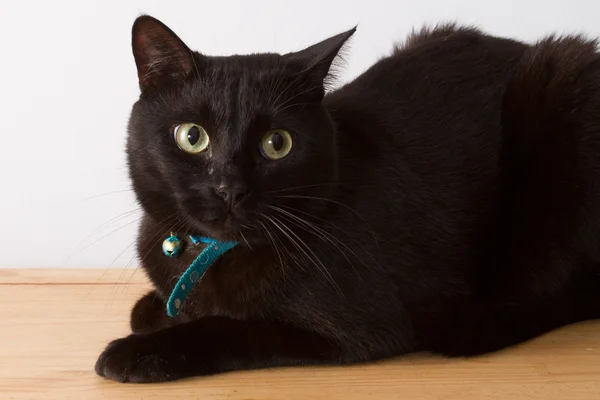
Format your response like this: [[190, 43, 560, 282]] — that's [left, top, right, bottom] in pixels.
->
[[131, 16, 195, 91]]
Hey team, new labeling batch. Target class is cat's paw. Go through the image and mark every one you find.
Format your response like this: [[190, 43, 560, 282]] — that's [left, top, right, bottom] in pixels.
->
[[95, 334, 186, 383]]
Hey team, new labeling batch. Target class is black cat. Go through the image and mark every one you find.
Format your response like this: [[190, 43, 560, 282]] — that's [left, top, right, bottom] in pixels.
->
[[95, 16, 600, 383]]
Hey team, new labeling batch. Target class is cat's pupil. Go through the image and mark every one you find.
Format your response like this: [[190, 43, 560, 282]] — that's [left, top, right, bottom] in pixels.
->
[[187, 126, 200, 145], [271, 132, 284, 151]]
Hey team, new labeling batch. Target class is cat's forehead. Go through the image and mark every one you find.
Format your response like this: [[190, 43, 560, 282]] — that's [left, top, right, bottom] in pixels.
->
[[177, 54, 302, 130], [200, 54, 293, 105]]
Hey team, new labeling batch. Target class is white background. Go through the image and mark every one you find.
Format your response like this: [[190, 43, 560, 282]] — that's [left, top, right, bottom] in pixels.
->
[[1, 0, 598, 268]]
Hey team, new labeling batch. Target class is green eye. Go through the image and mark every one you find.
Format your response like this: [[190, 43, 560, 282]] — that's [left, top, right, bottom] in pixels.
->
[[260, 129, 292, 160], [173, 123, 209, 154]]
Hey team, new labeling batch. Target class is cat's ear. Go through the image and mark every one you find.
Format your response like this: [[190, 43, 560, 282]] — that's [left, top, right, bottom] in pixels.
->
[[286, 27, 356, 96], [131, 16, 195, 91]]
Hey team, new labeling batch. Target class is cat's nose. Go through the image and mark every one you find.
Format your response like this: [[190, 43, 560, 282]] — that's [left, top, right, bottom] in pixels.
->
[[215, 185, 249, 207]]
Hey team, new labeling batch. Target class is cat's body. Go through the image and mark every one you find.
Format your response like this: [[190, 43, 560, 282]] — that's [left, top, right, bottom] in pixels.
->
[[96, 17, 600, 382]]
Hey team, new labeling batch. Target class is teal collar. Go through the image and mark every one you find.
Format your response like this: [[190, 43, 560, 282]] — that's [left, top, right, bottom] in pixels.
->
[[166, 235, 238, 318]]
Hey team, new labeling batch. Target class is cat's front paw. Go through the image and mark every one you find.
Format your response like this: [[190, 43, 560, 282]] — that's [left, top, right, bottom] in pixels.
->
[[95, 334, 186, 383]]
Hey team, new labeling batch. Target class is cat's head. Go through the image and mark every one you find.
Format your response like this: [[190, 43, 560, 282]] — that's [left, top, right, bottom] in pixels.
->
[[127, 16, 354, 243]]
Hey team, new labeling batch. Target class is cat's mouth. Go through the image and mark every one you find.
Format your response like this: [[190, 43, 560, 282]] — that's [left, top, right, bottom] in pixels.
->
[[194, 213, 249, 243], [178, 198, 252, 242]]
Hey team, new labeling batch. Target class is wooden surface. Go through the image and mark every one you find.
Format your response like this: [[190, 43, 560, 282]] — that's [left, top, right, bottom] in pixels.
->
[[1, 269, 599, 399]]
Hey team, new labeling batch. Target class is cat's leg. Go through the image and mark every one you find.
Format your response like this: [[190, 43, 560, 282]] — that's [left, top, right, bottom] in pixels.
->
[[95, 317, 339, 383], [415, 270, 600, 356], [130, 291, 190, 334]]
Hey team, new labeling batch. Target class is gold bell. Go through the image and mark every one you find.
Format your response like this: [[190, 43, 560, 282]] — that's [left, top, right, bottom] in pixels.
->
[[162, 232, 183, 258]]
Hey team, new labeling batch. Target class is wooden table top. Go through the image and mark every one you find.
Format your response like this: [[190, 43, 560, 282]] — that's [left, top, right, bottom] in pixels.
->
[[1, 268, 599, 399]]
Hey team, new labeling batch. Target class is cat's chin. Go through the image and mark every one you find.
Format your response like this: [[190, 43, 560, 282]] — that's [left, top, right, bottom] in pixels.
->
[[206, 228, 243, 243], [192, 215, 250, 243]]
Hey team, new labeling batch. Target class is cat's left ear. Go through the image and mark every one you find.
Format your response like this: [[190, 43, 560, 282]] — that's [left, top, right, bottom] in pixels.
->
[[131, 16, 196, 91], [285, 27, 356, 97]]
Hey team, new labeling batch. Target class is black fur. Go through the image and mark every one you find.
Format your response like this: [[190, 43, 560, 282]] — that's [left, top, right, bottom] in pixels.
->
[[95, 16, 600, 382]]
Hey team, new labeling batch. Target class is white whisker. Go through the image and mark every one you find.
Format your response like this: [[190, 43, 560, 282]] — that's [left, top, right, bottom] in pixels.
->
[[267, 205, 368, 278], [239, 229, 253, 251], [264, 214, 344, 297], [277, 194, 379, 251]]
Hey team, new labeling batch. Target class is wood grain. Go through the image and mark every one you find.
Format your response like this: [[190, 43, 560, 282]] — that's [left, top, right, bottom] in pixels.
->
[[0, 269, 598, 399]]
